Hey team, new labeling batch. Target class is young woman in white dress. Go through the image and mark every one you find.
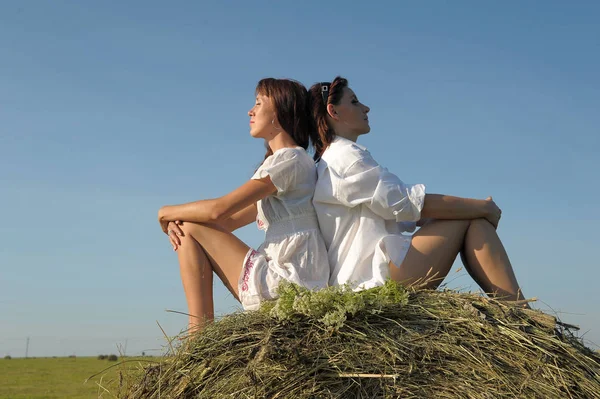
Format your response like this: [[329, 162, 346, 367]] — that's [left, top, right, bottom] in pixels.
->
[[309, 76, 528, 305], [158, 78, 330, 332]]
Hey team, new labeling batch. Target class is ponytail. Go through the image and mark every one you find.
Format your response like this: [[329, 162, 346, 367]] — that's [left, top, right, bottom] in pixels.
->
[[308, 77, 348, 161]]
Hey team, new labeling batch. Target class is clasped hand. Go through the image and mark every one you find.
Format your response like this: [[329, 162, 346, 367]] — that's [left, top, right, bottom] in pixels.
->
[[484, 196, 502, 229], [158, 207, 185, 251]]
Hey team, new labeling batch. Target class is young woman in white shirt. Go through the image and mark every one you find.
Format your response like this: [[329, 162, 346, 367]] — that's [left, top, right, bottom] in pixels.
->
[[158, 78, 330, 332], [309, 76, 528, 305]]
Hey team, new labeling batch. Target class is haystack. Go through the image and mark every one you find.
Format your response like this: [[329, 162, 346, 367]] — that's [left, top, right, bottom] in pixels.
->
[[124, 281, 600, 398]]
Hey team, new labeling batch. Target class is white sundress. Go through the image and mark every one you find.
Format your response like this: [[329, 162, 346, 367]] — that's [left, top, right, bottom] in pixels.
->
[[238, 147, 330, 310]]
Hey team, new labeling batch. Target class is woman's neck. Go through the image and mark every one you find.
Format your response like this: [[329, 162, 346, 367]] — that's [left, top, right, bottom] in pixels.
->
[[334, 130, 359, 143], [267, 131, 298, 153]]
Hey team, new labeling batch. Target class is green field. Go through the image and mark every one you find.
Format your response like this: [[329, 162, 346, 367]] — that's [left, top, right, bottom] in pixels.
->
[[0, 356, 157, 399]]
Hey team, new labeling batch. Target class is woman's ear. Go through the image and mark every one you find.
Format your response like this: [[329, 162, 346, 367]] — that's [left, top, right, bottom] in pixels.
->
[[326, 104, 339, 121], [271, 112, 282, 130]]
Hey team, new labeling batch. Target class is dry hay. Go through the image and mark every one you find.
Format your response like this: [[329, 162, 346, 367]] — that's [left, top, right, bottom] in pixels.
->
[[123, 281, 600, 398]]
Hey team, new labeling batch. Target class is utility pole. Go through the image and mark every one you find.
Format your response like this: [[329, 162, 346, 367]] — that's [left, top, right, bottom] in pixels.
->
[[25, 337, 30, 358]]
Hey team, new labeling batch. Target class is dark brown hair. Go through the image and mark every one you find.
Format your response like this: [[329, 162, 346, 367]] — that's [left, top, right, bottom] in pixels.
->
[[308, 76, 348, 160], [255, 78, 314, 161]]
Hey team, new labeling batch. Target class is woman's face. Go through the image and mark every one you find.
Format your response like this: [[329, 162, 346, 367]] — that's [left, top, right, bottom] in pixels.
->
[[329, 87, 371, 137], [248, 94, 277, 139]]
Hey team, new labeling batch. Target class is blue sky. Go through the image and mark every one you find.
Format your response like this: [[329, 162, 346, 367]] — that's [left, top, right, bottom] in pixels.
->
[[1, 1, 599, 357]]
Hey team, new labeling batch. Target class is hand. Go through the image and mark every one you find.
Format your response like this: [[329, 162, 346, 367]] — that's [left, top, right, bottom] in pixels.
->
[[166, 221, 185, 251], [158, 206, 171, 234], [483, 196, 502, 229], [158, 206, 180, 234], [159, 218, 171, 235]]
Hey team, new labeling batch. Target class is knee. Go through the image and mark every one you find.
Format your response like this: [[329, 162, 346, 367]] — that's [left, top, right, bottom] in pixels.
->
[[465, 219, 497, 240], [179, 222, 193, 234], [179, 221, 223, 240], [441, 219, 471, 231], [469, 218, 493, 230], [178, 222, 204, 242], [429, 219, 470, 228]]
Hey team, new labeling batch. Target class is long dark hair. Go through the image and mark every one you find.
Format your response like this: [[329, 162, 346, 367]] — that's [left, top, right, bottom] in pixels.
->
[[255, 78, 315, 162], [308, 76, 348, 160]]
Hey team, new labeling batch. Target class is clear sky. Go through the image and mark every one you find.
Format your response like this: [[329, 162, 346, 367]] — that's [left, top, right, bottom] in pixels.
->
[[1, 1, 599, 358]]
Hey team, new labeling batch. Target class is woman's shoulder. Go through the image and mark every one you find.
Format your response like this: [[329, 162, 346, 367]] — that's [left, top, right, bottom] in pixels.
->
[[270, 146, 309, 160], [260, 146, 315, 174], [253, 146, 315, 192], [321, 138, 375, 171], [262, 146, 302, 165]]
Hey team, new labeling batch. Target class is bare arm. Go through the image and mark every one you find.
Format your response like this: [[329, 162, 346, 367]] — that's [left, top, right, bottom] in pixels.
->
[[420, 194, 500, 226], [158, 177, 275, 233], [220, 203, 258, 232]]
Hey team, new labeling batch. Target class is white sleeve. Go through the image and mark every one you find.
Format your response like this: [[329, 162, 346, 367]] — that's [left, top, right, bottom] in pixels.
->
[[333, 152, 425, 223], [251, 149, 300, 193]]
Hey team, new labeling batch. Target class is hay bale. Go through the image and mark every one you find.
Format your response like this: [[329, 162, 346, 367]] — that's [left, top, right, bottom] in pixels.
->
[[124, 281, 600, 398]]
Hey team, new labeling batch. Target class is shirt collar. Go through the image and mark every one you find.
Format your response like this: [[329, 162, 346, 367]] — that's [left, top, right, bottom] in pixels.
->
[[332, 135, 368, 151]]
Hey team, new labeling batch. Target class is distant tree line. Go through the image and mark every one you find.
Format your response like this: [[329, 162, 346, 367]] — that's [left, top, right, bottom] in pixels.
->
[[97, 354, 119, 361]]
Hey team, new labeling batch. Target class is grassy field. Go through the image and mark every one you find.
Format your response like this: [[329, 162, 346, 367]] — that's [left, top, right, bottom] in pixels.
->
[[0, 356, 158, 399]]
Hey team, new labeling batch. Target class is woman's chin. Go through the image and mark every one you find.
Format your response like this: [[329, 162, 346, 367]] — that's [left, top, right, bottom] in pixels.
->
[[249, 130, 261, 138]]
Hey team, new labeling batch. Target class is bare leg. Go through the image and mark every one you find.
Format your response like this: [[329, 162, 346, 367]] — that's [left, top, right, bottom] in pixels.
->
[[176, 222, 250, 331], [393, 218, 528, 306], [176, 237, 215, 332], [391, 220, 471, 289], [460, 218, 527, 304]]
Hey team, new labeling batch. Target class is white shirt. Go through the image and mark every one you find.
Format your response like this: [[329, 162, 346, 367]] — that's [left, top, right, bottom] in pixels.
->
[[313, 136, 426, 290], [239, 147, 330, 310]]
